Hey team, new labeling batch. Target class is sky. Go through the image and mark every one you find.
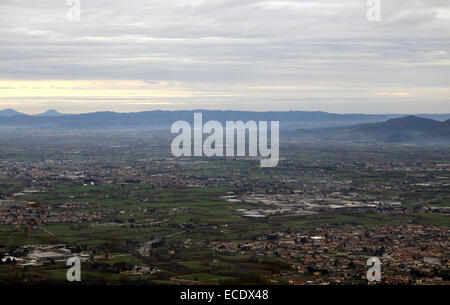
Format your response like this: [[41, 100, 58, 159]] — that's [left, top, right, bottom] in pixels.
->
[[0, 0, 449, 114]]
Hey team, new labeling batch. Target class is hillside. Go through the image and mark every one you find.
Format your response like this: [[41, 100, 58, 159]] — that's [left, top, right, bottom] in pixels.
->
[[291, 116, 450, 144]]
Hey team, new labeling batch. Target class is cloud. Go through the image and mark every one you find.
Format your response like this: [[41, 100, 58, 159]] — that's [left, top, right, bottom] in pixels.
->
[[0, 0, 449, 113], [377, 92, 411, 97]]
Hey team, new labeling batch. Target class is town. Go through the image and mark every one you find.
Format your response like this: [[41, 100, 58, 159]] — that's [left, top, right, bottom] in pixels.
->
[[0, 134, 448, 284]]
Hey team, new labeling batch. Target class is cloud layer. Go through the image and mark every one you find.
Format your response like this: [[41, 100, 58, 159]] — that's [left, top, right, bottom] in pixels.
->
[[0, 0, 449, 113]]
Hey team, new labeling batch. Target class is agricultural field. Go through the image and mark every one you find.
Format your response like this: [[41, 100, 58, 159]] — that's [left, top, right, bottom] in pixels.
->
[[0, 136, 448, 284]]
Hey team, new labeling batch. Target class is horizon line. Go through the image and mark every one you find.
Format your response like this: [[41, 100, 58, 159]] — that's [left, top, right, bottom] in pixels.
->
[[2, 108, 450, 116]]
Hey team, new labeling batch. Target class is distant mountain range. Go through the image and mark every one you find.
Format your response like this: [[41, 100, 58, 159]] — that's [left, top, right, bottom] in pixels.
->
[[0, 109, 449, 143], [0, 109, 449, 129], [289, 116, 450, 144], [0, 109, 64, 117]]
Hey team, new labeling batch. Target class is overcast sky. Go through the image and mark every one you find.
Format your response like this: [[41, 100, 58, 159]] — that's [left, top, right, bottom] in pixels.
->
[[0, 0, 449, 114]]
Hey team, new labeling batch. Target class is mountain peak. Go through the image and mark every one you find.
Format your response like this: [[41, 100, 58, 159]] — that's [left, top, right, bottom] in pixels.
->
[[378, 115, 441, 130], [35, 109, 64, 117], [0, 108, 27, 117]]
